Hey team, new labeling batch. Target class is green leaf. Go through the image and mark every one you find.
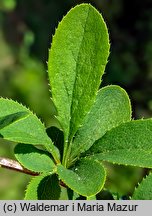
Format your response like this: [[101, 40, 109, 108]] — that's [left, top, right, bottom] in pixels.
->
[[70, 85, 131, 162], [48, 4, 110, 141], [0, 98, 60, 163], [14, 144, 56, 173], [0, 112, 28, 130], [25, 174, 61, 200], [132, 172, 152, 200], [0, 98, 50, 145], [57, 158, 106, 197], [89, 119, 152, 168]]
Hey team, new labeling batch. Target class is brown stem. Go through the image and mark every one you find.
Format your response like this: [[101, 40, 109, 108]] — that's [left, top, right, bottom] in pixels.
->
[[59, 180, 68, 188], [0, 157, 39, 176]]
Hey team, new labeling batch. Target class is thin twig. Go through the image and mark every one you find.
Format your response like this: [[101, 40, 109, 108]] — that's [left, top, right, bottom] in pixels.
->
[[0, 157, 39, 176]]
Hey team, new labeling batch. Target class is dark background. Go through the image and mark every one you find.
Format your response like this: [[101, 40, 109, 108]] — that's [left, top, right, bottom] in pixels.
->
[[0, 0, 151, 199]]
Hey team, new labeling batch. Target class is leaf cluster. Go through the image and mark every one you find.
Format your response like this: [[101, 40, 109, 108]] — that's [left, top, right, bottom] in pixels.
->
[[0, 4, 152, 200]]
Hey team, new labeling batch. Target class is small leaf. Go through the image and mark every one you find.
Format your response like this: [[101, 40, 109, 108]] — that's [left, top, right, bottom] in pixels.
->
[[0, 98, 50, 146], [25, 174, 61, 200], [14, 144, 56, 173], [48, 4, 110, 141], [70, 85, 131, 162], [132, 172, 152, 200], [57, 158, 106, 197], [89, 119, 152, 168]]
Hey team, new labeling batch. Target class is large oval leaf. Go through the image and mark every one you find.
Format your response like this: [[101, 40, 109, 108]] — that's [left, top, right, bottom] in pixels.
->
[[48, 4, 110, 142], [89, 119, 152, 168], [14, 144, 56, 173], [70, 85, 131, 163], [25, 174, 61, 200], [132, 172, 152, 200], [57, 158, 106, 197]]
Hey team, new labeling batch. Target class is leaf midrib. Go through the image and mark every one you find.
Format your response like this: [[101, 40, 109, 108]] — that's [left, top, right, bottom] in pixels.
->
[[0, 112, 30, 130], [0, 113, 50, 144], [63, 6, 91, 166], [68, 6, 90, 140]]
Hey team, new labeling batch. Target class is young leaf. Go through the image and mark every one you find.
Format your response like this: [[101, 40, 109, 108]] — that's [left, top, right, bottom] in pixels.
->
[[48, 4, 110, 142], [25, 174, 60, 200], [132, 172, 152, 200], [89, 119, 152, 168], [57, 158, 106, 197], [0, 98, 50, 146], [14, 144, 56, 173], [70, 85, 131, 162]]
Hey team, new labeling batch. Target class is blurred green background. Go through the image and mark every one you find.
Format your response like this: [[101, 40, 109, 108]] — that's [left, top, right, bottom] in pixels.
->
[[0, 0, 151, 199]]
